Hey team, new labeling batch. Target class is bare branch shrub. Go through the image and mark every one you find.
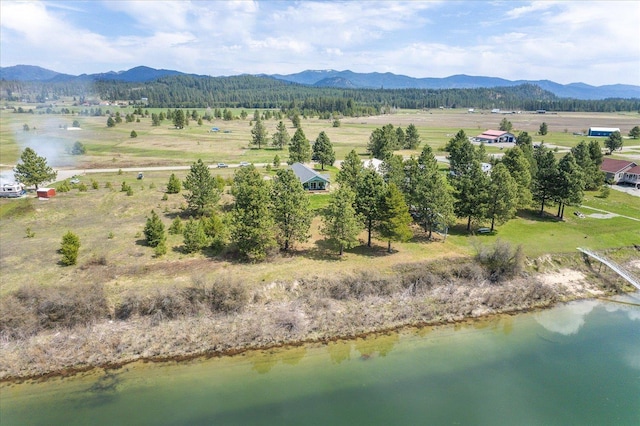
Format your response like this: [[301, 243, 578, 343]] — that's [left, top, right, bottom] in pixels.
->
[[474, 239, 525, 282]]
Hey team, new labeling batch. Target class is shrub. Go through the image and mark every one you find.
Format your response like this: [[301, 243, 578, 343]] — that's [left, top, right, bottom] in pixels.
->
[[25, 227, 35, 238], [60, 231, 80, 266], [182, 217, 209, 253], [143, 210, 166, 248], [475, 239, 524, 282], [166, 173, 181, 194], [126, 187, 134, 196], [77, 182, 88, 192], [57, 180, 71, 192], [91, 179, 99, 190], [168, 217, 184, 235]]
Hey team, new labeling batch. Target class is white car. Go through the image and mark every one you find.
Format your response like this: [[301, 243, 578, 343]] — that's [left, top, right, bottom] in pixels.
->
[[239, 162, 250, 167]]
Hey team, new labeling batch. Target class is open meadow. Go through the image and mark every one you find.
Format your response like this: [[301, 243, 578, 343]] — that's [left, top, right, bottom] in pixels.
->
[[1, 106, 639, 299]]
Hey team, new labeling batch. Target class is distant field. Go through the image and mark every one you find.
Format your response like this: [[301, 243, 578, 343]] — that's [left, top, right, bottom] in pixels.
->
[[1, 105, 639, 171]]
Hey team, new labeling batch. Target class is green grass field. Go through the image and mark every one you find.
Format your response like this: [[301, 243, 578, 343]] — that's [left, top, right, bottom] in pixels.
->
[[1, 105, 639, 297]]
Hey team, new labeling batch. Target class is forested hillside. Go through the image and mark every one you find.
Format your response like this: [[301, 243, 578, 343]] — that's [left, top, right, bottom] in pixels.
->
[[2, 74, 639, 115]]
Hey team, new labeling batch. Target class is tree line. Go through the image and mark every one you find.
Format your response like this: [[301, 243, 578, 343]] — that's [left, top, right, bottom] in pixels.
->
[[3, 75, 639, 114]]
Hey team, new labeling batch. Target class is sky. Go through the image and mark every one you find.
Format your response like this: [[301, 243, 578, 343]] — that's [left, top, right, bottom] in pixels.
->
[[1, 0, 639, 86]]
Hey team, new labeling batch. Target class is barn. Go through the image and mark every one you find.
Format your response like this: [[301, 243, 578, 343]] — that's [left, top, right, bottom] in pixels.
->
[[588, 127, 620, 137], [37, 188, 56, 199]]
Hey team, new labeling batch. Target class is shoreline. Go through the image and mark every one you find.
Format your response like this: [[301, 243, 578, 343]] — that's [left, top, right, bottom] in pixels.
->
[[3, 255, 635, 384]]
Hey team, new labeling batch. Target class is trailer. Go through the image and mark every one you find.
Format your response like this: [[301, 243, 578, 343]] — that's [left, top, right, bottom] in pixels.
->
[[0, 183, 26, 198]]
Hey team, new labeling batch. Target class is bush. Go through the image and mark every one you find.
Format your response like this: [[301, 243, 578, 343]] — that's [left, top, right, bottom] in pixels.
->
[[60, 231, 80, 266], [168, 217, 184, 235], [77, 182, 88, 192], [166, 173, 181, 194], [0, 283, 109, 337], [57, 180, 71, 192], [91, 179, 99, 190], [143, 210, 166, 248], [475, 239, 524, 282]]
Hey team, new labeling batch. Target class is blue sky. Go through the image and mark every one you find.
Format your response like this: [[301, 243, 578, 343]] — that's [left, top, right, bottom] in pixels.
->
[[1, 1, 639, 86]]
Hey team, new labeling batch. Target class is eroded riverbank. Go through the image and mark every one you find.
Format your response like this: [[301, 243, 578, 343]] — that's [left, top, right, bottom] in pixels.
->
[[1, 252, 637, 382]]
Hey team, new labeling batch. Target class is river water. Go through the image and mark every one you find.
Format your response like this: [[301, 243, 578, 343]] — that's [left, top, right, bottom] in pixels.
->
[[2, 296, 639, 425]]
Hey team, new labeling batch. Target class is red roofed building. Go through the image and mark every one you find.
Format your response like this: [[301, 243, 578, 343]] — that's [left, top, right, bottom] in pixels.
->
[[600, 158, 637, 185], [474, 130, 515, 143]]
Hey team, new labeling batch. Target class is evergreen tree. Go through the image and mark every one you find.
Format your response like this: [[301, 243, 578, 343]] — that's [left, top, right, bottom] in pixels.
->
[[501, 146, 532, 209], [183, 159, 220, 216], [515, 131, 537, 177], [166, 173, 182, 194], [250, 117, 268, 149], [13, 147, 57, 190], [312, 131, 335, 170], [408, 146, 455, 239], [378, 183, 413, 253], [367, 124, 398, 160], [60, 231, 80, 266], [532, 144, 558, 216], [486, 163, 519, 231], [130, 130, 137, 138], [201, 212, 227, 251], [588, 140, 603, 166], [182, 217, 209, 253], [571, 141, 603, 190], [143, 210, 166, 248], [321, 187, 362, 255], [106, 116, 115, 127], [271, 169, 312, 251], [451, 159, 490, 231], [499, 117, 513, 132], [604, 131, 623, 154], [288, 127, 311, 164], [404, 123, 421, 149], [272, 120, 290, 149], [173, 109, 186, 129], [336, 149, 363, 190], [553, 153, 584, 219], [629, 126, 640, 139], [230, 165, 277, 261], [151, 113, 160, 126], [539, 122, 548, 135], [355, 167, 386, 247], [380, 155, 405, 190], [291, 113, 301, 128]]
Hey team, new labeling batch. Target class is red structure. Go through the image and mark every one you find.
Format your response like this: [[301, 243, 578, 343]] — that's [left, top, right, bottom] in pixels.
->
[[37, 188, 56, 198]]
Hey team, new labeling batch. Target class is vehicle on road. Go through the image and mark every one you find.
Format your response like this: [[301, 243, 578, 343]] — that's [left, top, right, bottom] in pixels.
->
[[217, 163, 228, 168], [239, 162, 250, 167]]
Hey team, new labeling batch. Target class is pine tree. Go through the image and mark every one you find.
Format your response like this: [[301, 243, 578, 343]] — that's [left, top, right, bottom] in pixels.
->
[[271, 169, 312, 251], [182, 217, 209, 253], [404, 123, 421, 149], [250, 117, 268, 149], [143, 210, 166, 248], [321, 187, 362, 255], [553, 153, 584, 219], [486, 163, 518, 231], [166, 173, 182, 194], [501, 146, 532, 209], [378, 183, 413, 252], [60, 231, 80, 266], [312, 131, 335, 170], [13, 147, 57, 190], [272, 121, 290, 150], [288, 127, 311, 164], [173, 109, 186, 129], [230, 165, 277, 261], [532, 144, 558, 216], [355, 167, 386, 247], [604, 131, 623, 154], [183, 159, 220, 216], [336, 149, 363, 190]]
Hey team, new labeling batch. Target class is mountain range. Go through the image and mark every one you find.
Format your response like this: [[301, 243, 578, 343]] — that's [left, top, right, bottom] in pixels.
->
[[2, 65, 639, 100]]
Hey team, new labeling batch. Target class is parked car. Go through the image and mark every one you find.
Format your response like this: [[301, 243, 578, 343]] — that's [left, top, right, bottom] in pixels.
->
[[239, 162, 250, 167], [217, 163, 228, 168], [70, 177, 80, 184], [137, 172, 144, 179]]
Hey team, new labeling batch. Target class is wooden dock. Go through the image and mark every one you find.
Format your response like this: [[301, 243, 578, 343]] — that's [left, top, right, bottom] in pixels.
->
[[577, 248, 640, 291]]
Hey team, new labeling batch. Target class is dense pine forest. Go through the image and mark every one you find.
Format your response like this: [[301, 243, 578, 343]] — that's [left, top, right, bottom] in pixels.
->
[[2, 74, 639, 115]]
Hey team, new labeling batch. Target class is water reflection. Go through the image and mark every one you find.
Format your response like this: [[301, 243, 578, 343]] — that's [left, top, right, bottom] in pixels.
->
[[534, 300, 598, 335], [248, 345, 308, 374]]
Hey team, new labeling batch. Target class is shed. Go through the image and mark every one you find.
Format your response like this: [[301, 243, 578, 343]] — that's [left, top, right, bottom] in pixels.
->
[[588, 127, 620, 137], [475, 130, 515, 143], [37, 187, 56, 199], [290, 163, 330, 191]]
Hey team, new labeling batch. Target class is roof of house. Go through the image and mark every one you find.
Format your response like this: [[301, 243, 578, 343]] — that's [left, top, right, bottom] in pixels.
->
[[290, 162, 329, 184], [589, 127, 620, 132], [600, 158, 636, 173], [626, 165, 640, 174], [476, 129, 514, 140]]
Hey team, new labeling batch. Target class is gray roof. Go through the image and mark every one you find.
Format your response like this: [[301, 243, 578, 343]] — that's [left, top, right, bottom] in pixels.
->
[[290, 163, 330, 184]]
